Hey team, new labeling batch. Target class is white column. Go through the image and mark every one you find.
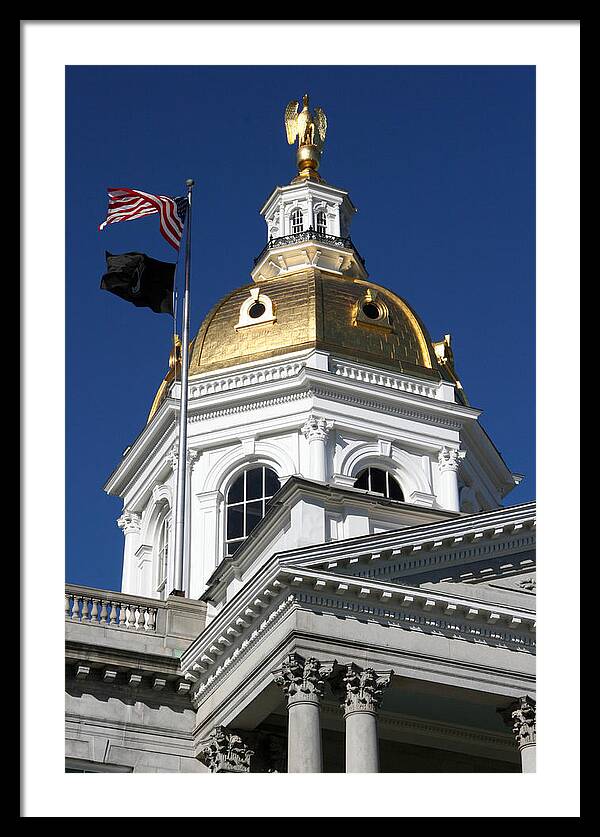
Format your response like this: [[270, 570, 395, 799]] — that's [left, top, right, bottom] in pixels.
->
[[191, 489, 223, 598], [339, 664, 393, 773], [165, 444, 199, 596], [437, 447, 466, 512], [502, 696, 536, 773], [273, 653, 335, 773], [117, 510, 141, 593], [301, 414, 333, 482]]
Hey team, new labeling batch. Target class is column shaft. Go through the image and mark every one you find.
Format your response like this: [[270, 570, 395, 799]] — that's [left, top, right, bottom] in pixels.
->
[[441, 468, 460, 512], [308, 438, 327, 482], [520, 743, 536, 773], [288, 696, 322, 773], [345, 710, 379, 773]]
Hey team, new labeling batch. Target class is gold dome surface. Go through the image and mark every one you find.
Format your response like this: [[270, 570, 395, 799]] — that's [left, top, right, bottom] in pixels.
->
[[147, 269, 450, 422], [188, 269, 438, 376]]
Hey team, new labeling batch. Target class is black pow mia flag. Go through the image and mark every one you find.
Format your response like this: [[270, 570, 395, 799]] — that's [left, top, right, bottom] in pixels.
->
[[100, 252, 175, 314]]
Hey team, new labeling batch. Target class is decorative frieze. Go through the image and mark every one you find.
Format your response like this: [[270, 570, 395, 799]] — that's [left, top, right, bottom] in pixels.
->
[[273, 652, 336, 703], [198, 726, 254, 773], [338, 663, 393, 715], [438, 446, 466, 472]]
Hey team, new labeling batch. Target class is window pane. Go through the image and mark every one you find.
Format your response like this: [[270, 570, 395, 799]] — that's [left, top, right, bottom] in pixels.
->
[[370, 468, 386, 495], [354, 470, 369, 490], [227, 505, 244, 540], [264, 468, 280, 497], [227, 541, 242, 556], [246, 468, 263, 501], [388, 476, 404, 501], [227, 474, 244, 504], [245, 501, 263, 536]]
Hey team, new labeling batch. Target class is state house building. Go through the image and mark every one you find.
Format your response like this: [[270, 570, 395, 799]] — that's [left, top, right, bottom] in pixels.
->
[[65, 96, 536, 774]]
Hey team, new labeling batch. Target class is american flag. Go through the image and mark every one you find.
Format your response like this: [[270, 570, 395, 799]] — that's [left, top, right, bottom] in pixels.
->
[[99, 187, 188, 250]]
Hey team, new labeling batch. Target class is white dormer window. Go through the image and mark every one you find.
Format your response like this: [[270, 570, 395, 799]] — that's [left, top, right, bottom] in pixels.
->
[[290, 208, 304, 234], [316, 210, 327, 235]]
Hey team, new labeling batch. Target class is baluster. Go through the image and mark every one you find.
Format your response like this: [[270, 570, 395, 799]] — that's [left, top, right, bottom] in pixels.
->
[[118, 603, 127, 628], [65, 593, 71, 620], [108, 602, 118, 626], [71, 595, 80, 620], [90, 598, 99, 623], [125, 604, 135, 628], [133, 605, 142, 630], [99, 600, 108, 625], [146, 608, 156, 632], [141, 608, 150, 631], [80, 597, 90, 622]]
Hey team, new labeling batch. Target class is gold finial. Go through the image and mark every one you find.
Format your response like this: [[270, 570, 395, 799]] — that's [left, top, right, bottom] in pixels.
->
[[284, 94, 327, 181], [169, 333, 182, 372]]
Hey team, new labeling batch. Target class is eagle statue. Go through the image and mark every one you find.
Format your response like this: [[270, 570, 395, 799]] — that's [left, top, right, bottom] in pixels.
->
[[284, 94, 327, 179], [285, 94, 327, 149]]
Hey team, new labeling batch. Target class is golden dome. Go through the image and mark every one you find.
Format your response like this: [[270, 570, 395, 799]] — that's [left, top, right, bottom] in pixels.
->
[[147, 268, 463, 422], [190, 269, 438, 375]]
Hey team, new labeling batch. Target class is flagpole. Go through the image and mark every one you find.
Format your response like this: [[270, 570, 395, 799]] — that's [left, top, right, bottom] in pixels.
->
[[171, 178, 194, 596]]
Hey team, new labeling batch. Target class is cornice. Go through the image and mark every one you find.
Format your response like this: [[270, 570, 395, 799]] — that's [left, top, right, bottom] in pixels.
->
[[281, 502, 536, 570], [103, 400, 178, 497], [182, 555, 536, 706]]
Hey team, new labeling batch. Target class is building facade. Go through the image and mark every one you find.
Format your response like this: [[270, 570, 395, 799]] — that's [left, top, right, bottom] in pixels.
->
[[65, 96, 536, 773]]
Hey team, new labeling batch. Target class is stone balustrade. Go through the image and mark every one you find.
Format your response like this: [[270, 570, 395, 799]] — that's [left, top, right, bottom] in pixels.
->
[[65, 584, 160, 632], [332, 360, 439, 398], [189, 360, 303, 399]]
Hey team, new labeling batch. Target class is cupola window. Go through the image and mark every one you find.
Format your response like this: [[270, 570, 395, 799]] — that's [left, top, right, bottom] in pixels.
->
[[316, 210, 327, 235], [225, 466, 281, 555], [354, 467, 404, 501], [290, 208, 304, 234], [156, 515, 171, 596]]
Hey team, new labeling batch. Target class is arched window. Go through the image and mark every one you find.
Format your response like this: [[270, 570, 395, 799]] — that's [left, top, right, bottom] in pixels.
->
[[290, 208, 304, 234], [316, 210, 327, 235], [354, 467, 404, 501], [156, 515, 171, 596], [225, 466, 281, 555]]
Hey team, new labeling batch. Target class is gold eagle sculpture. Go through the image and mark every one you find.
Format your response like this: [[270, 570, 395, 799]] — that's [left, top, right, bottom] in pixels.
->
[[284, 94, 327, 180]]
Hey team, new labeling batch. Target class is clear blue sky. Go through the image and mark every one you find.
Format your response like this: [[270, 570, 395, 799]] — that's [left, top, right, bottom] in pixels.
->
[[66, 65, 535, 591]]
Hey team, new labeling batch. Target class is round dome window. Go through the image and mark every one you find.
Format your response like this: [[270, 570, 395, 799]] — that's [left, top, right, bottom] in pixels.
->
[[362, 301, 382, 320], [249, 301, 266, 319]]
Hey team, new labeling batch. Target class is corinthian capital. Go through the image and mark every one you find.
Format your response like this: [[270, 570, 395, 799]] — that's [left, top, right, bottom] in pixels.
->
[[198, 726, 254, 773], [165, 443, 199, 472], [273, 653, 336, 703], [500, 695, 536, 749], [438, 446, 466, 472], [117, 509, 141, 535], [338, 663, 393, 715], [301, 413, 333, 443]]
